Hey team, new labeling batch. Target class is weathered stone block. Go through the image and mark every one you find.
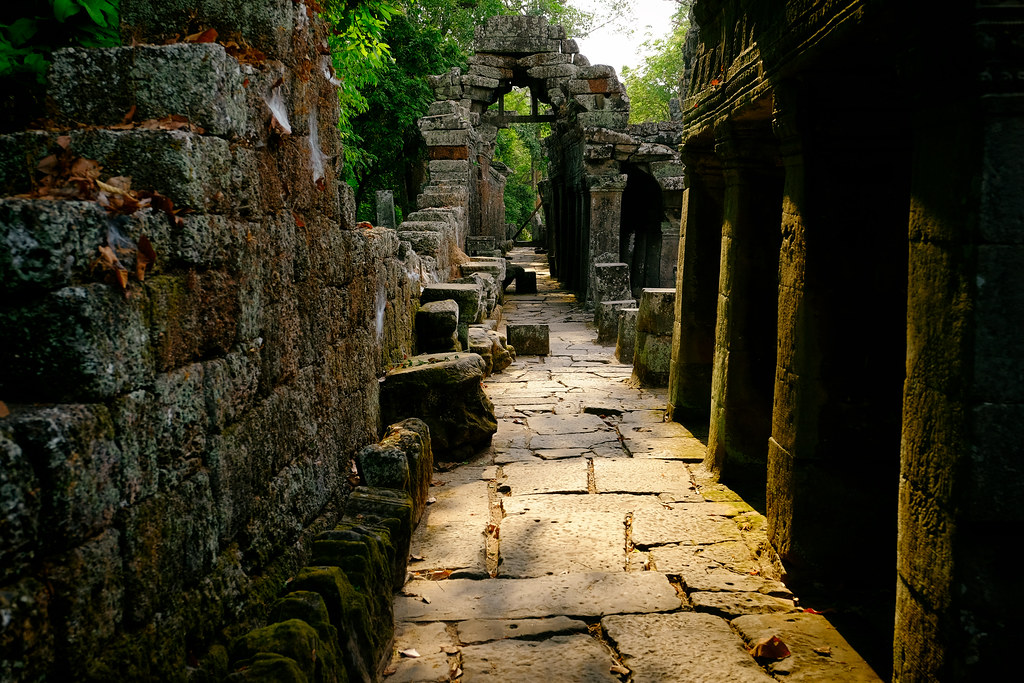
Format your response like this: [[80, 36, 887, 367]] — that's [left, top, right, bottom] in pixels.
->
[[380, 353, 496, 460], [633, 329, 673, 387], [592, 263, 631, 304], [527, 64, 578, 79], [119, 0, 299, 60], [43, 528, 124, 668], [615, 307, 639, 364], [399, 230, 443, 257], [515, 270, 537, 293], [596, 299, 637, 344], [466, 235, 497, 255], [225, 653, 307, 682], [0, 432, 38, 582], [0, 577, 54, 682], [421, 283, 483, 325], [230, 619, 338, 683], [3, 405, 121, 547], [49, 44, 247, 137], [508, 323, 549, 355], [286, 566, 381, 681], [0, 283, 153, 400], [416, 299, 459, 340], [344, 487, 415, 589], [577, 111, 630, 129], [636, 287, 676, 336]]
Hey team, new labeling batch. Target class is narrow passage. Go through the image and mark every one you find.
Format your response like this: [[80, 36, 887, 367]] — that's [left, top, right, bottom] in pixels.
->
[[387, 249, 880, 682]]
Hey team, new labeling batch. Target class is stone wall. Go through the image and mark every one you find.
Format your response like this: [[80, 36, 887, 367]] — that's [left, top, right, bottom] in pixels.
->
[[0, 1, 418, 679]]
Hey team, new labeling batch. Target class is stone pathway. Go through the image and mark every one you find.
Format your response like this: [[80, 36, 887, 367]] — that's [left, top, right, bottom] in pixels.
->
[[387, 249, 882, 682]]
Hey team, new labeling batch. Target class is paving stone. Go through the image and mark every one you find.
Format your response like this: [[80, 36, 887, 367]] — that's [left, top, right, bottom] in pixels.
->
[[457, 616, 589, 645], [394, 621, 455, 656], [690, 591, 798, 619], [386, 652, 453, 683], [731, 613, 884, 682], [529, 432, 620, 450], [461, 635, 619, 681], [681, 567, 792, 598], [631, 505, 745, 547], [534, 448, 589, 460], [527, 413, 613, 435], [593, 458, 696, 496], [503, 493, 664, 517], [624, 435, 708, 461], [409, 521, 487, 573], [620, 421, 694, 439], [620, 410, 669, 424], [418, 478, 488, 525], [494, 448, 538, 464], [499, 510, 625, 577], [395, 572, 681, 621], [502, 460, 588, 495], [648, 541, 762, 574], [602, 612, 773, 683], [589, 444, 628, 458]]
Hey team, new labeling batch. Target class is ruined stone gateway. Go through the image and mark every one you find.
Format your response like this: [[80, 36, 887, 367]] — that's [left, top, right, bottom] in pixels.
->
[[0, 1, 1021, 682]]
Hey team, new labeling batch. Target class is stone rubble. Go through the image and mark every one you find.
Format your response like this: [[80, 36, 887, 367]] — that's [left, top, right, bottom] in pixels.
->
[[386, 249, 883, 682]]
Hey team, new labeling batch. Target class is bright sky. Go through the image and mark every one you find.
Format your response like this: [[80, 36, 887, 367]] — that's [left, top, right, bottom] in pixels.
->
[[571, 0, 679, 75]]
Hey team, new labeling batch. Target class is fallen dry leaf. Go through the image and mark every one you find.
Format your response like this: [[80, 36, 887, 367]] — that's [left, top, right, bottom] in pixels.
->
[[424, 569, 452, 581], [442, 645, 460, 655], [749, 635, 790, 660], [136, 235, 157, 281], [610, 663, 630, 675], [426, 496, 437, 504], [449, 667, 462, 679], [356, 221, 374, 229], [398, 649, 420, 658], [0, 401, 9, 418], [185, 28, 218, 43], [409, 554, 425, 562], [813, 646, 832, 657], [382, 665, 397, 677]]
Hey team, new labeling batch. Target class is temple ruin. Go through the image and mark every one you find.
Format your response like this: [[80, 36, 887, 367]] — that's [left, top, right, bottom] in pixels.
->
[[0, 1, 1021, 681]]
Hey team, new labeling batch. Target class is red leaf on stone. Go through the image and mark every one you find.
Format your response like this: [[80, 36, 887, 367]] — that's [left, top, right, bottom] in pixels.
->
[[56, 135, 71, 149], [70, 157, 101, 181], [136, 235, 157, 281], [0, 400, 9, 418], [122, 105, 137, 124], [749, 635, 790, 659], [293, 212, 306, 228], [185, 28, 218, 43]]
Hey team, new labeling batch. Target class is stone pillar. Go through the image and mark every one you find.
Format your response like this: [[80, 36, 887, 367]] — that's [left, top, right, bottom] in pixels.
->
[[765, 99, 812, 565], [705, 122, 782, 480], [376, 190, 396, 229], [586, 173, 628, 305], [659, 220, 679, 288], [896, 7, 1024, 679], [667, 147, 722, 422]]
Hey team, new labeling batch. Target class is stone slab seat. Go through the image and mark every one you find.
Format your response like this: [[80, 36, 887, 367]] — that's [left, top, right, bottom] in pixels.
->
[[398, 220, 449, 233], [379, 352, 497, 461]]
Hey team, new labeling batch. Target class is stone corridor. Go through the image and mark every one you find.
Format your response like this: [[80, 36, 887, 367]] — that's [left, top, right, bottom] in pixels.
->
[[385, 249, 881, 682]]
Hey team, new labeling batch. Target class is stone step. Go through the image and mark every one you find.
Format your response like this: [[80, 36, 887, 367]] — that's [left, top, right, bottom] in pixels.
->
[[49, 44, 247, 137]]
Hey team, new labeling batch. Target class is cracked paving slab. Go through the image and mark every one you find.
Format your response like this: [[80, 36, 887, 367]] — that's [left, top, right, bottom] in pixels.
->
[[460, 635, 621, 681], [502, 460, 589, 494], [603, 612, 775, 683], [457, 616, 588, 645], [395, 572, 681, 622]]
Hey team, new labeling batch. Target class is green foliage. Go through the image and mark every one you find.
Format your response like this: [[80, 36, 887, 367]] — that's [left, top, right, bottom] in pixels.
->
[[620, 1, 690, 123], [494, 89, 545, 235], [0, 0, 119, 82]]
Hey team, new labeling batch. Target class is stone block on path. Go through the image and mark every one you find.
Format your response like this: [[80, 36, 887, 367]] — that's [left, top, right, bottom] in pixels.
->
[[592, 262, 630, 304], [595, 299, 635, 343], [514, 270, 537, 293], [507, 324, 549, 355], [380, 352, 497, 461], [356, 418, 433, 525], [416, 299, 460, 353], [615, 307, 639, 364]]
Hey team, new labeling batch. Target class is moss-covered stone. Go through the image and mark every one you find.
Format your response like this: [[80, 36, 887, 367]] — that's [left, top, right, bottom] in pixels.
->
[[225, 652, 308, 683], [231, 618, 340, 683], [288, 566, 388, 682]]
